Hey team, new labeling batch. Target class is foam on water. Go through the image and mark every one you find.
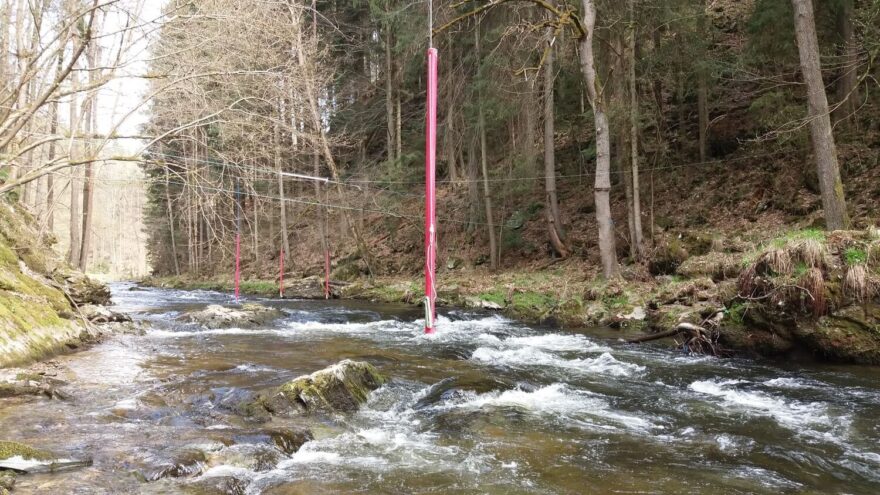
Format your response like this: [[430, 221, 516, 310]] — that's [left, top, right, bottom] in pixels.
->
[[433, 383, 655, 433], [471, 347, 644, 377], [477, 333, 611, 353], [689, 379, 838, 434]]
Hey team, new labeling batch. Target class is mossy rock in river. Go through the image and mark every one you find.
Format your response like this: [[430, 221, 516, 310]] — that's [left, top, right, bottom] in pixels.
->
[[0, 470, 15, 494], [0, 440, 90, 474], [182, 304, 284, 329], [250, 360, 385, 416], [0, 441, 54, 463]]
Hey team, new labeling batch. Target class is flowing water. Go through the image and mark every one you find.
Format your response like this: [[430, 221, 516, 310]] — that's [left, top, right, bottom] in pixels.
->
[[2, 283, 879, 494]]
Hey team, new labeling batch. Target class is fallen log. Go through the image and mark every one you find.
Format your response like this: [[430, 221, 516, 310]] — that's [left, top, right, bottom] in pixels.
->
[[627, 323, 707, 344]]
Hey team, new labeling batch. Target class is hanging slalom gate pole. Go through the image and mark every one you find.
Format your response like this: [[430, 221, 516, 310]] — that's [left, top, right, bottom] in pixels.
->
[[279, 248, 285, 298], [234, 178, 241, 301], [424, 44, 438, 333]]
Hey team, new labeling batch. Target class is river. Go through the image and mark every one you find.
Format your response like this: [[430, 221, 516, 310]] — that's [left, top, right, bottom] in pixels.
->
[[1, 283, 879, 494]]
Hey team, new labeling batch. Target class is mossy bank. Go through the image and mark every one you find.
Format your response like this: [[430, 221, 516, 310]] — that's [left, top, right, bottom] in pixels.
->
[[0, 201, 109, 367]]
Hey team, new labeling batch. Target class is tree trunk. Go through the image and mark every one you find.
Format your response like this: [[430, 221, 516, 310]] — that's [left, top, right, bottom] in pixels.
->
[[274, 117, 290, 266], [476, 21, 498, 270], [629, 0, 645, 259], [67, 63, 81, 266], [833, 0, 859, 124], [791, 0, 849, 230], [78, 29, 100, 271], [384, 11, 395, 162], [164, 167, 180, 276], [579, 0, 619, 278], [697, 72, 709, 163], [543, 25, 567, 258]]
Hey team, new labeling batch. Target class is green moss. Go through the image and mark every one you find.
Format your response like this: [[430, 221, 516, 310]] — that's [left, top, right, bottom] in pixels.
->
[[477, 290, 507, 307], [238, 280, 278, 296], [726, 302, 749, 325], [770, 228, 826, 248], [509, 291, 557, 320], [0, 441, 54, 461], [844, 248, 868, 266]]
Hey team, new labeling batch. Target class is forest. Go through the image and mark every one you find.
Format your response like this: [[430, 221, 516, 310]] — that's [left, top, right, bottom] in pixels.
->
[[1, 0, 880, 493]]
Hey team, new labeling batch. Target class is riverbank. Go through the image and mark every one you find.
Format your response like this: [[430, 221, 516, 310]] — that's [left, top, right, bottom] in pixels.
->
[[144, 226, 880, 365], [0, 201, 136, 368]]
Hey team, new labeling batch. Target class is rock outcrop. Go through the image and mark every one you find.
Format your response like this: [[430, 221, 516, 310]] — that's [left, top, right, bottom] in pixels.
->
[[246, 360, 385, 417], [182, 304, 284, 329]]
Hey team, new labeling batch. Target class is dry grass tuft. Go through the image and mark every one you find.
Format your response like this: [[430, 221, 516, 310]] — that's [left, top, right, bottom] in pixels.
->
[[761, 248, 792, 275], [737, 263, 758, 297], [799, 267, 827, 316], [844, 264, 871, 303], [791, 238, 827, 269]]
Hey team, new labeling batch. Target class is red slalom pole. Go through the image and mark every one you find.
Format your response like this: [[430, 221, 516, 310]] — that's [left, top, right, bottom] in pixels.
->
[[424, 47, 438, 334], [234, 233, 241, 300], [279, 248, 285, 298], [234, 178, 241, 301]]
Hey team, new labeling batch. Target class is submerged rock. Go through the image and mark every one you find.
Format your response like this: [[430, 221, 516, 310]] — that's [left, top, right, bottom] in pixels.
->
[[0, 440, 91, 474], [79, 304, 131, 323], [246, 360, 385, 417], [0, 470, 14, 494], [184, 476, 247, 495], [138, 448, 208, 481], [182, 304, 284, 329]]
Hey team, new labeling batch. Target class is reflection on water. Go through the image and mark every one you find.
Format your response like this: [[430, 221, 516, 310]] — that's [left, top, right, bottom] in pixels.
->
[[1, 282, 878, 494]]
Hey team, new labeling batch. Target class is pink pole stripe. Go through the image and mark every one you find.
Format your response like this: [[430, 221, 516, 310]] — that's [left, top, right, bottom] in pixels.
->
[[424, 47, 438, 333]]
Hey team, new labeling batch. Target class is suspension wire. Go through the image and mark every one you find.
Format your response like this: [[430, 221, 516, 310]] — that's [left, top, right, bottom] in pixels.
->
[[18, 130, 807, 185], [34, 139, 808, 230]]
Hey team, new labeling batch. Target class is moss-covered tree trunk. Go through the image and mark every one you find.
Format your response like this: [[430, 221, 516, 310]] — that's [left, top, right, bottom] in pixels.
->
[[791, 0, 849, 230]]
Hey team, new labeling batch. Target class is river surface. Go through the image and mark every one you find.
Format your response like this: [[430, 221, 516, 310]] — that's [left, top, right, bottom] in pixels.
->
[[1, 283, 879, 494]]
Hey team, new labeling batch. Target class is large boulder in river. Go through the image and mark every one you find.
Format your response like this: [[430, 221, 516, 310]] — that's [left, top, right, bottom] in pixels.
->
[[249, 360, 385, 416], [182, 304, 284, 329], [56, 269, 111, 306]]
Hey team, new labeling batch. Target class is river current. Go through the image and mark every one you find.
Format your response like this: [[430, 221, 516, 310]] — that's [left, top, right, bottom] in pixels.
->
[[1, 283, 879, 494]]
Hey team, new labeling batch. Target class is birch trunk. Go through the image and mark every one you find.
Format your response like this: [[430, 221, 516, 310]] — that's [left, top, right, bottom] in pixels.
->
[[579, 0, 618, 278]]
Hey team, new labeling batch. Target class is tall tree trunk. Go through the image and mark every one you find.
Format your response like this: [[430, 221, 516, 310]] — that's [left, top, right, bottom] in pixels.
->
[[579, 0, 618, 278], [833, 0, 859, 124], [466, 136, 480, 232], [164, 167, 180, 276], [791, 0, 849, 230], [476, 21, 498, 270], [67, 65, 81, 266], [384, 9, 395, 162], [78, 27, 100, 271], [274, 117, 290, 266], [697, 72, 709, 163], [543, 24, 567, 258], [629, 0, 645, 259]]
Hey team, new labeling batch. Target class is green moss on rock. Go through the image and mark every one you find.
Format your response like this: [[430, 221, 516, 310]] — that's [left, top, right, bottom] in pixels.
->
[[0, 441, 54, 461], [277, 360, 385, 413]]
